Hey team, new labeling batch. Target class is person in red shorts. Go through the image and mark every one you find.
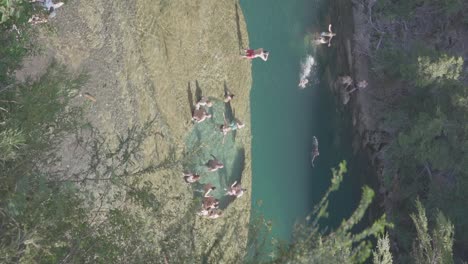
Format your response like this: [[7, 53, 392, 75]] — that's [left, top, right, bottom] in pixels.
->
[[241, 48, 269, 61]]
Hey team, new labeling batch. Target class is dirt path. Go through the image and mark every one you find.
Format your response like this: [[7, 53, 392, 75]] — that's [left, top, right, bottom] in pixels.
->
[[17, 0, 252, 261]]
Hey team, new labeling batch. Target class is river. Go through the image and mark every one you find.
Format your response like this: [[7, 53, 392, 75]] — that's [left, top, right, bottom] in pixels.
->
[[240, 0, 365, 249]]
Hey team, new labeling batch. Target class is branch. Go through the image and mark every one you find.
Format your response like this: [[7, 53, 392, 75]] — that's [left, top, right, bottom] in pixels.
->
[[423, 161, 433, 180]]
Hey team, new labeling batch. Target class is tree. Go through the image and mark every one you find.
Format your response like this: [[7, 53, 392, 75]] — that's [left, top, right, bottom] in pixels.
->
[[0, 128, 24, 162], [411, 199, 454, 264], [268, 161, 392, 264], [416, 55, 463, 87], [373, 233, 393, 264], [0, 0, 25, 24]]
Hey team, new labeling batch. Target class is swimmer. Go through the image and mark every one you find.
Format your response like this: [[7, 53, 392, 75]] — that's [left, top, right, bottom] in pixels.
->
[[311, 136, 320, 167], [299, 79, 309, 89]]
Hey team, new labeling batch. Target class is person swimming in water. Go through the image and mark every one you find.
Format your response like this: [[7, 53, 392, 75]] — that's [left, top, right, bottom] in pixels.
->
[[311, 136, 320, 167], [298, 55, 315, 89], [299, 78, 309, 89], [241, 48, 269, 61]]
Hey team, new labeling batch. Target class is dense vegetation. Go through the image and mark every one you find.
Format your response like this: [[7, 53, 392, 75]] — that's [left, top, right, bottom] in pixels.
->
[[359, 0, 468, 262], [0, 10, 192, 263], [249, 162, 456, 264], [0, 54, 159, 262]]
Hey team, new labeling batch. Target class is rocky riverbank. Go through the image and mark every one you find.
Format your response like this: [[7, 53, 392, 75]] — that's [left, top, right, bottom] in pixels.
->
[[329, 0, 468, 261], [328, 0, 391, 203]]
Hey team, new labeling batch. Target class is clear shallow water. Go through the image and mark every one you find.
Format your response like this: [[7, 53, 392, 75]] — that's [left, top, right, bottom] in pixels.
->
[[240, 0, 363, 245]]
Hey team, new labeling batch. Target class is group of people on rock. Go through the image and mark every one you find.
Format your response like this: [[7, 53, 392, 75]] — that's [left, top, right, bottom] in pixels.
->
[[184, 156, 246, 219], [185, 85, 250, 219], [191, 91, 247, 139]]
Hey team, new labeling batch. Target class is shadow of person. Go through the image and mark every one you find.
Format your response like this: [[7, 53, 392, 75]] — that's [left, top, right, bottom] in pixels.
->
[[187, 82, 195, 114], [223, 106, 238, 141], [224, 100, 235, 122], [219, 148, 245, 209], [234, 2, 244, 50], [195, 80, 203, 102], [223, 81, 235, 105], [223, 81, 229, 94]]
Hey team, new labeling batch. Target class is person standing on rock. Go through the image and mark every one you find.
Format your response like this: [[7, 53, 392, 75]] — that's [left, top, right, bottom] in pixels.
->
[[195, 96, 213, 109], [225, 181, 246, 198], [192, 107, 212, 123], [224, 91, 235, 103], [183, 172, 201, 183], [241, 48, 269, 61], [207, 156, 224, 172], [320, 24, 336, 47]]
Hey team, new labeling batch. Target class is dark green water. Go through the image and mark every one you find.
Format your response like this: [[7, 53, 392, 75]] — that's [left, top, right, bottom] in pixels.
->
[[240, 0, 364, 244]]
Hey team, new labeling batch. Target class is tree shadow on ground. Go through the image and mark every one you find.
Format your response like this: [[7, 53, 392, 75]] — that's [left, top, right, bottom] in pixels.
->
[[160, 200, 200, 262], [59, 116, 161, 183], [200, 206, 246, 263]]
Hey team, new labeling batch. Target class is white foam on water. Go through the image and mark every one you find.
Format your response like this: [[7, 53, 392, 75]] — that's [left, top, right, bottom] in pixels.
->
[[298, 55, 315, 89]]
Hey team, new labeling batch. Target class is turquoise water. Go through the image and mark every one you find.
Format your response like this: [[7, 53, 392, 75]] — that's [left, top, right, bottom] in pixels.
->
[[240, 0, 364, 245]]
